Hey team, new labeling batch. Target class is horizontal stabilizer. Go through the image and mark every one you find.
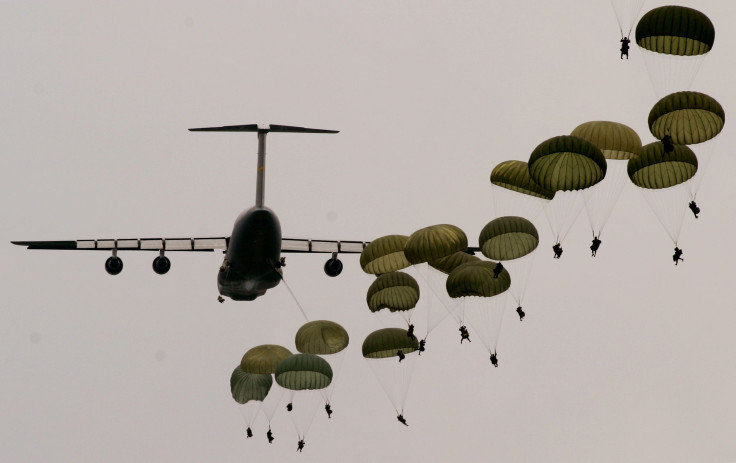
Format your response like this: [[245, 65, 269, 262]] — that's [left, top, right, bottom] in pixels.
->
[[189, 124, 338, 134]]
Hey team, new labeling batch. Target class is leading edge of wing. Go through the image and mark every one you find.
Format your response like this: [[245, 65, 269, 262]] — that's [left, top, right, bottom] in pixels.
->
[[11, 238, 228, 252]]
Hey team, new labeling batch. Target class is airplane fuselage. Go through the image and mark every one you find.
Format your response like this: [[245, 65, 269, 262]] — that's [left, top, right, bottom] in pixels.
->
[[217, 206, 282, 301]]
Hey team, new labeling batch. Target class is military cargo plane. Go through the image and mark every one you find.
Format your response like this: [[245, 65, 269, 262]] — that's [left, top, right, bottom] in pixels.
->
[[13, 124, 368, 301]]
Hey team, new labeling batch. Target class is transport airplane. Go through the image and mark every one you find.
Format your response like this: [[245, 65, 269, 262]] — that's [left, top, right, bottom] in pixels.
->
[[13, 124, 368, 301]]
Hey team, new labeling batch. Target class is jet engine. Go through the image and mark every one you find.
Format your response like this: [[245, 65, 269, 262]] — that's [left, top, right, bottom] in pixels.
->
[[105, 256, 123, 275], [152, 255, 171, 275], [324, 253, 343, 277]]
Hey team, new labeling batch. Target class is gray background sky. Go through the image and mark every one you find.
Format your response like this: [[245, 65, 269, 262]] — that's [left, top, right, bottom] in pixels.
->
[[2, 1, 735, 462]]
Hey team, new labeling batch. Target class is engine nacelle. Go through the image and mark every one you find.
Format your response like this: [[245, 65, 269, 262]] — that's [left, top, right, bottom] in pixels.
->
[[324, 256, 343, 277], [105, 256, 123, 275], [152, 255, 171, 275]]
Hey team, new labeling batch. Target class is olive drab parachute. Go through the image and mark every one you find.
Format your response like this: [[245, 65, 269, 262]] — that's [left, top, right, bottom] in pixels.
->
[[636, 6, 715, 96], [528, 136, 607, 192], [366, 272, 420, 324], [362, 328, 420, 358], [571, 121, 642, 240], [490, 160, 555, 220], [628, 144, 698, 189], [230, 366, 274, 432], [628, 142, 698, 245], [275, 354, 333, 390], [446, 261, 511, 357], [240, 344, 293, 374], [231, 367, 273, 404], [478, 216, 539, 262], [648, 91, 724, 201], [479, 216, 539, 310], [362, 328, 420, 419], [360, 235, 411, 275], [648, 92, 725, 145], [446, 261, 511, 299], [528, 135, 607, 246], [295, 320, 350, 412], [571, 121, 641, 161], [404, 225, 468, 265], [275, 354, 333, 441], [295, 320, 349, 356]]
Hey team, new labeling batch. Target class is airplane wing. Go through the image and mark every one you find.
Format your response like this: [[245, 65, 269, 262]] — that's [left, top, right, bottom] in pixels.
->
[[12, 238, 369, 253], [11, 238, 228, 252]]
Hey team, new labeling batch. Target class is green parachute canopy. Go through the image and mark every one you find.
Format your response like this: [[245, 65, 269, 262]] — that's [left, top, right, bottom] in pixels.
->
[[230, 366, 273, 405], [404, 224, 468, 265], [240, 344, 293, 374], [528, 135, 607, 192], [429, 251, 480, 275], [362, 328, 419, 359], [490, 160, 556, 200], [446, 261, 511, 298], [366, 271, 420, 313], [570, 121, 642, 160], [479, 216, 539, 261], [636, 6, 715, 56], [627, 142, 698, 189], [360, 235, 411, 275], [295, 320, 349, 355], [648, 92, 725, 145], [274, 354, 333, 391]]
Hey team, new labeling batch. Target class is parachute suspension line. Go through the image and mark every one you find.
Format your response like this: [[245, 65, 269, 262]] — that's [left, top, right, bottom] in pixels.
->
[[638, 184, 690, 245], [609, 0, 645, 41], [688, 138, 719, 201], [640, 49, 706, 98], [583, 161, 630, 238], [407, 262, 457, 339], [320, 349, 347, 405], [506, 252, 536, 310], [280, 276, 310, 322], [365, 354, 418, 418]]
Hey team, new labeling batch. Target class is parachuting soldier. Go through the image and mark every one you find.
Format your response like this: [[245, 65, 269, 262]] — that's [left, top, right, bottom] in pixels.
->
[[689, 201, 700, 218], [553, 243, 563, 259], [590, 236, 602, 256], [459, 325, 471, 343], [418, 338, 426, 354], [673, 247, 684, 265], [406, 324, 415, 338], [397, 349, 405, 362], [493, 261, 504, 279], [297, 439, 305, 452], [516, 306, 525, 321], [246, 427, 253, 438], [490, 351, 499, 367], [325, 403, 332, 418], [397, 414, 408, 426], [662, 134, 674, 153], [620, 37, 631, 59], [286, 402, 293, 412], [267, 428, 274, 444]]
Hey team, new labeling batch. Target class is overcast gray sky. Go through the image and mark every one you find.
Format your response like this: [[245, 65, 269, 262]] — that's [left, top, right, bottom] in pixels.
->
[[2, 1, 736, 462]]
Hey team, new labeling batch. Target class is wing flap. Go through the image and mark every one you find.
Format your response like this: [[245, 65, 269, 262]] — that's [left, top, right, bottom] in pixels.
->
[[281, 239, 368, 253]]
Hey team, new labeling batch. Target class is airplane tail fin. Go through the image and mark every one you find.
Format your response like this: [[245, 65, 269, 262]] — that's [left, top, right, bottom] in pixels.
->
[[189, 124, 338, 134]]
